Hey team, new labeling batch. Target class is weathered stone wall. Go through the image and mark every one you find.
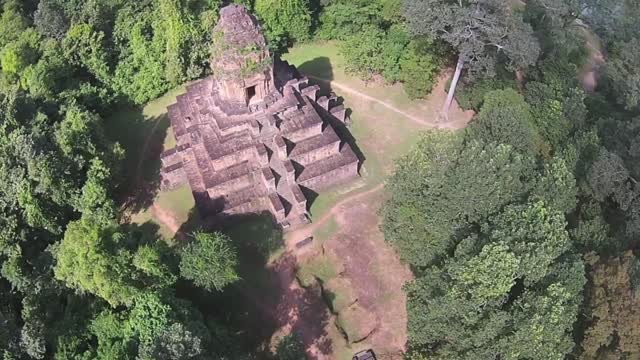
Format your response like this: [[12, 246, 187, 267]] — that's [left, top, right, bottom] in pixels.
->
[[161, 4, 361, 229], [207, 174, 253, 198], [161, 150, 181, 168], [217, 121, 258, 138], [161, 166, 188, 190], [284, 122, 323, 143], [299, 161, 358, 192], [291, 141, 340, 166], [212, 147, 266, 171], [217, 69, 273, 105]]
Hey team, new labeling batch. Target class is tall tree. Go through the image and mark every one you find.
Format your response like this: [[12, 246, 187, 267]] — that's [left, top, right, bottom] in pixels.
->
[[254, 0, 312, 51], [604, 38, 640, 111], [382, 131, 536, 268], [53, 217, 175, 307], [403, 0, 540, 118]]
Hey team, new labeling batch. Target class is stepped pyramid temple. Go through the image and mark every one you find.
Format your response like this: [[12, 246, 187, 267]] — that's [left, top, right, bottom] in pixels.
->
[[160, 4, 360, 228]]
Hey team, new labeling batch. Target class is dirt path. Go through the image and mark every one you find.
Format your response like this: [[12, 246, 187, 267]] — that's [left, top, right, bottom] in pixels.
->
[[306, 75, 429, 125], [286, 183, 385, 248], [305, 74, 472, 130], [150, 204, 182, 234], [328, 192, 413, 358]]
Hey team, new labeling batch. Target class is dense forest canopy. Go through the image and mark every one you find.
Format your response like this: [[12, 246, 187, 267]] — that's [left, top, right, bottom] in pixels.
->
[[382, 0, 640, 359], [0, 0, 638, 359]]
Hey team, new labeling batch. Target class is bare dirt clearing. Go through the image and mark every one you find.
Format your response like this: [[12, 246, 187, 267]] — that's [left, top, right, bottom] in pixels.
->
[[324, 191, 413, 358]]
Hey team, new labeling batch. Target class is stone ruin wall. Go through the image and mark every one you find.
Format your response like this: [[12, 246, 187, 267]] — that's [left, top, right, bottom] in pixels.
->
[[291, 141, 341, 166], [299, 161, 359, 192]]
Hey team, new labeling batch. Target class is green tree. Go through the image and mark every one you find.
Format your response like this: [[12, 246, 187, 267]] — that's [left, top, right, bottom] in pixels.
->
[[405, 202, 583, 359], [499, 258, 585, 360], [55, 106, 105, 167], [383, 132, 535, 268], [399, 39, 439, 99], [604, 38, 640, 111], [467, 89, 540, 156], [138, 323, 204, 360], [53, 218, 142, 306], [179, 232, 240, 291], [254, 0, 312, 51], [318, 0, 385, 40], [54, 218, 175, 307], [0, 29, 40, 79], [340, 27, 387, 80], [403, 0, 540, 117], [0, 0, 29, 49], [62, 24, 111, 84], [455, 77, 517, 111], [532, 156, 578, 214], [525, 79, 586, 153], [486, 201, 571, 284]]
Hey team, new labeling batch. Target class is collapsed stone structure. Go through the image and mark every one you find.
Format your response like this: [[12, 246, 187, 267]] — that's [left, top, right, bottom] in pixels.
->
[[160, 4, 360, 228]]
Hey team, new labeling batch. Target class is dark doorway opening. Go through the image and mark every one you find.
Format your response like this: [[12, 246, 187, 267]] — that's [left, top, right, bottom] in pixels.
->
[[246, 85, 257, 104]]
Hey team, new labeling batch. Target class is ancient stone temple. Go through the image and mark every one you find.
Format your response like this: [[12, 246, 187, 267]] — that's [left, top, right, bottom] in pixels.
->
[[160, 4, 359, 228]]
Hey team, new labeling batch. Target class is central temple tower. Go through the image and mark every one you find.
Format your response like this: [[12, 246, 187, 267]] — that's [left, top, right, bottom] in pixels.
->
[[210, 5, 274, 106], [160, 4, 360, 229]]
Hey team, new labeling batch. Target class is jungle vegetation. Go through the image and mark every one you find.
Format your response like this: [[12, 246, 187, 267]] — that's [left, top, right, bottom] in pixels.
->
[[0, 0, 638, 359]]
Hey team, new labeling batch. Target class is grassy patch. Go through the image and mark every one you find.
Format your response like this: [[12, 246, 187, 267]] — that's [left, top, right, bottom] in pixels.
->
[[282, 41, 344, 79], [129, 185, 197, 243], [115, 84, 194, 241], [296, 255, 339, 288], [130, 211, 174, 242], [156, 185, 195, 217], [282, 41, 437, 121], [164, 127, 177, 150], [314, 218, 339, 244], [323, 278, 357, 313]]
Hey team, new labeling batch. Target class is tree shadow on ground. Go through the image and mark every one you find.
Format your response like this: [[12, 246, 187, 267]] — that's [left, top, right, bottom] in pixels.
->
[[105, 106, 170, 214], [176, 206, 202, 238], [297, 56, 334, 83], [176, 212, 333, 358]]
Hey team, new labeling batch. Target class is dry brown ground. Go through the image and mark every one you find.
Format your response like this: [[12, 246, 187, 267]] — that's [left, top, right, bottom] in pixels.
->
[[271, 189, 412, 360], [325, 191, 413, 359]]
